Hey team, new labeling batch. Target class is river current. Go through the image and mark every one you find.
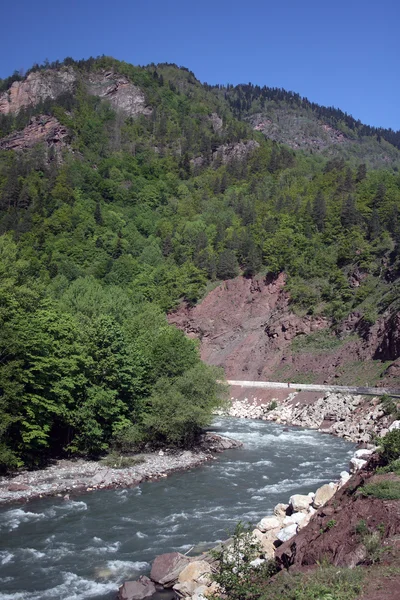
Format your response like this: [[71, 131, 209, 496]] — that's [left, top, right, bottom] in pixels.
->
[[0, 418, 355, 600]]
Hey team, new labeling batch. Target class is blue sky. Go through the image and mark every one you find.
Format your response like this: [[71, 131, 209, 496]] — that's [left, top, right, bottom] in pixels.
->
[[1, 0, 399, 129]]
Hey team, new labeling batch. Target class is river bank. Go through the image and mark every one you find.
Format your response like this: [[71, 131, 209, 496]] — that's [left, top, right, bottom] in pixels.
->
[[220, 388, 398, 443], [0, 433, 242, 506], [117, 443, 376, 600], [0, 418, 355, 600]]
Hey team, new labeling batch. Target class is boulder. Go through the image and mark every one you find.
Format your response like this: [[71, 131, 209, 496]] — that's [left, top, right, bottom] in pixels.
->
[[298, 512, 312, 530], [252, 529, 276, 559], [339, 471, 351, 486], [150, 552, 191, 587], [349, 457, 367, 474], [7, 483, 30, 492], [289, 494, 312, 512], [353, 448, 374, 460], [283, 512, 306, 526], [313, 484, 337, 509], [274, 503, 289, 517], [256, 516, 281, 532], [118, 576, 156, 600], [177, 560, 212, 586], [389, 420, 400, 431], [174, 580, 198, 598], [249, 558, 266, 567], [192, 585, 210, 600], [276, 524, 298, 543]]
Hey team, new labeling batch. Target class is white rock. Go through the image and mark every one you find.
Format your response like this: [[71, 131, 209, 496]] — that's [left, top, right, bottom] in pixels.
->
[[252, 529, 276, 559], [276, 524, 298, 542], [298, 512, 312, 529], [389, 420, 400, 431], [289, 494, 313, 512], [313, 484, 337, 508], [256, 516, 281, 532], [349, 457, 367, 473], [353, 448, 374, 460], [283, 512, 306, 526], [274, 503, 289, 517], [338, 471, 351, 488], [249, 558, 265, 567]]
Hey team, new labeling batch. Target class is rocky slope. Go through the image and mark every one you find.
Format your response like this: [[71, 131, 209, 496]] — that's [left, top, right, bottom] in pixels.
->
[[0, 68, 76, 115], [169, 274, 400, 388], [0, 67, 152, 117], [247, 106, 400, 167], [0, 115, 69, 154]]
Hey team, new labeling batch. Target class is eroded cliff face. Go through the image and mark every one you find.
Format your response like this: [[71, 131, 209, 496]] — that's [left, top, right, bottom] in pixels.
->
[[0, 68, 152, 118], [86, 71, 152, 117], [168, 275, 400, 386], [0, 69, 76, 115], [0, 115, 69, 154]]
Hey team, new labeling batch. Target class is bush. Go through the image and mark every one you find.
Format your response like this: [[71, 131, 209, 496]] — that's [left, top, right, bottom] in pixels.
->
[[380, 395, 400, 419], [380, 429, 400, 463], [210, 523, 276, 600], [359, 479, 400, 500]]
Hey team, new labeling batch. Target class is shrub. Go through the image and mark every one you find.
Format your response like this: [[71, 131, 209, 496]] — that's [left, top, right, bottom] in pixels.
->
[[380, 395, 400, 419], [359, 479, 400, 500], [380, 429, 400, 463], [210, 522, 277, 600]]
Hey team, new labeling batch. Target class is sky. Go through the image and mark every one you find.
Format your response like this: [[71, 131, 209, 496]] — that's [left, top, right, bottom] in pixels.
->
[[1, 0, 399, 129]]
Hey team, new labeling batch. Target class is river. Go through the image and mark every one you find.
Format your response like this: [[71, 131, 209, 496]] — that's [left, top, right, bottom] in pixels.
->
[[0, 418, 355, 600]]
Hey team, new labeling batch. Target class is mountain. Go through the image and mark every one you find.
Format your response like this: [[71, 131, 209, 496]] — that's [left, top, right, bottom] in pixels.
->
[[219, 83, 400, 169], [0, 55, 400, 471]]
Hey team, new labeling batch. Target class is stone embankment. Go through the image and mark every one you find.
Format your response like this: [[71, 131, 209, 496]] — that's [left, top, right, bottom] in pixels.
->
[[118, 445, 380, 600], [0, 433, 242, 506], [217, 391, 399, 444]]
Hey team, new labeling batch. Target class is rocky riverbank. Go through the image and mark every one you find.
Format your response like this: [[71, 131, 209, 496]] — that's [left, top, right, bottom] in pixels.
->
[[117, 445, 384, 600], [218, 390, 398, 443], [0, 433, 242, 506]]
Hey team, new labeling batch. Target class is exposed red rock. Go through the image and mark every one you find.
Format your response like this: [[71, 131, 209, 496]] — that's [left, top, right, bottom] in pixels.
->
[[275, 461, 400, 572], [168, 275, 400, 387], [0, 115, 69, 154]]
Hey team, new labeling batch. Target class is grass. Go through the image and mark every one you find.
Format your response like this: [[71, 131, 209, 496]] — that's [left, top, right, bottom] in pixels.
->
[[291, 330, 350, 355], [359, 479, 400, 500], [100, 452, 145, 469], [333, 359, 392, 386], [377, 459, 400, 475], [259, 566, 364, 600]]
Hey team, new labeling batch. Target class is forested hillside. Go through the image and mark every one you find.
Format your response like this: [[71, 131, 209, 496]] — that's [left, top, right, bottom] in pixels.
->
[[1, 56, 400, 471]]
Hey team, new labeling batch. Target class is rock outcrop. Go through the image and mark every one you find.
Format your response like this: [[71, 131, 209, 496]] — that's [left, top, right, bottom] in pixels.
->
[[0, 68, 75, 115], [0, 68, 152, 119], [86, 71, 152, 117], [213, 140, 259, 164], [0, 115, 70, 154]]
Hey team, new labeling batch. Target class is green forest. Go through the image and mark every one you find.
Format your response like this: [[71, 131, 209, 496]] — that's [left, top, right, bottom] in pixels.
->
[[1, 56, 400, 471]]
